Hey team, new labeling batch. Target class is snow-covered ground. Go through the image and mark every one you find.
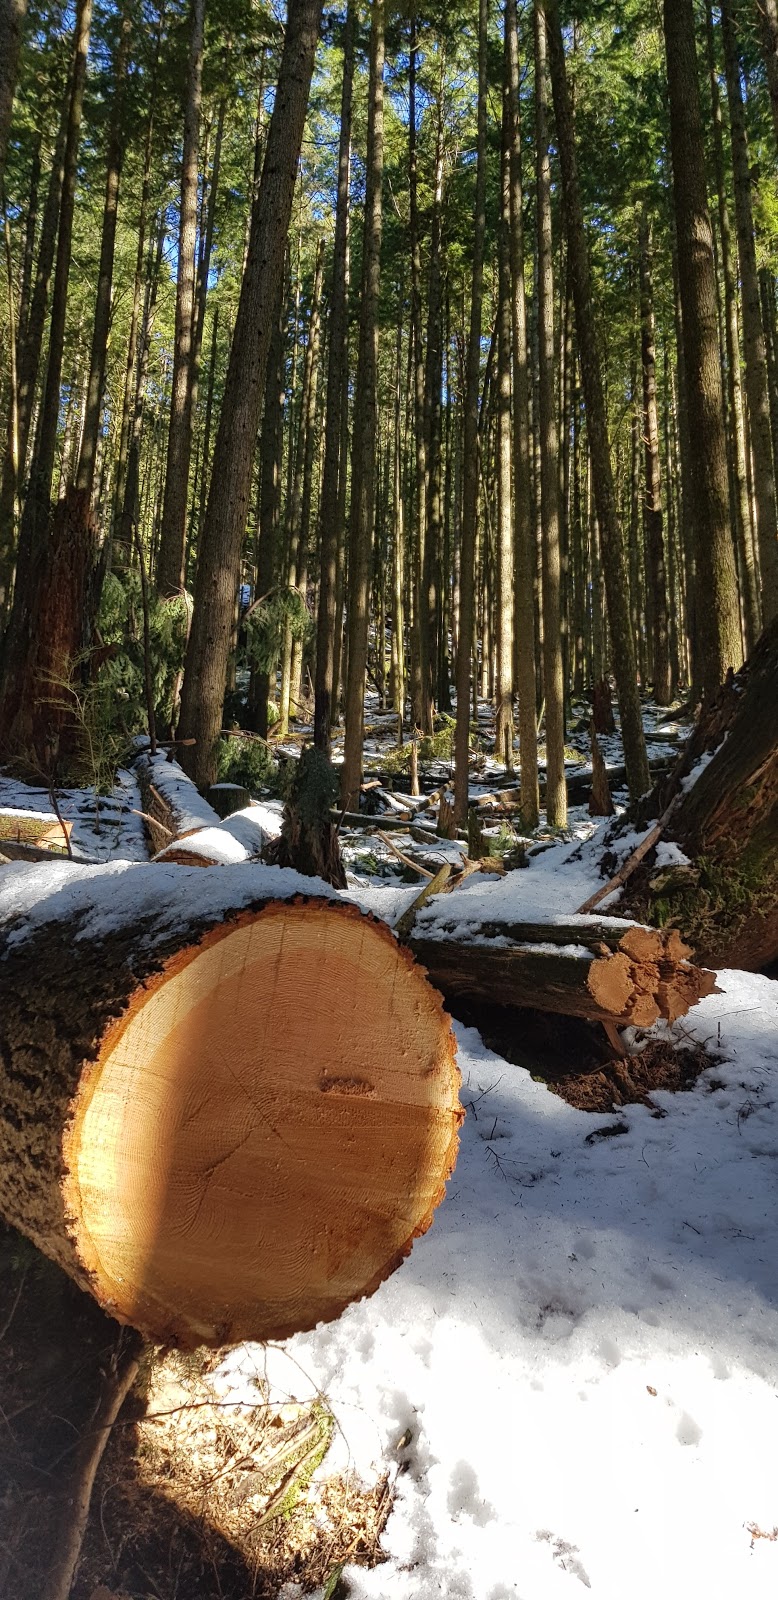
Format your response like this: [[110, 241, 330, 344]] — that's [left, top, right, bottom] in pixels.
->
[[219, 970, 778, 1600], [0, 767, 147, 861]]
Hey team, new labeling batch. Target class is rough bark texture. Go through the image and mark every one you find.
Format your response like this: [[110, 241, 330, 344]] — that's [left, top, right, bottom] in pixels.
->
[[639, 212, 672, 705], [0, 488, 97, 775], [178, 0, 323, 790], [340, 0, 384, 809], [407, 918, 715, 1027], [0, 867, 460, 1348], [156, 0, 205, 597], [544, 0, 650, 799], [0, 0, 26, 198], [664, 0, 743, 692], [626, 615, 778, 970], [314, 0, 354, 755]]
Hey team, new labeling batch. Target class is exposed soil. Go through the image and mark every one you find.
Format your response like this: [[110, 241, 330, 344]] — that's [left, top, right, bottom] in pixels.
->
[[455, 1002, 713, 1113], [0, 1222, 389, 1600]]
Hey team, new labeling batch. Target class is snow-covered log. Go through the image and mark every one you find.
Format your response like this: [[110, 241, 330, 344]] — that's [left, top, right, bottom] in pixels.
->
[[407, 918, 716, 1026], [135, 750, 222, 853], [0, 862, 460, 1348], [152, 803, 281, 866]]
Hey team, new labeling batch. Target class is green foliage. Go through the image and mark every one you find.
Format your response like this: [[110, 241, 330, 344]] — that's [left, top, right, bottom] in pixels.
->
[[97, 571, 191, 735], [215, 733, 277, 793], [245, 589, 313, 676]]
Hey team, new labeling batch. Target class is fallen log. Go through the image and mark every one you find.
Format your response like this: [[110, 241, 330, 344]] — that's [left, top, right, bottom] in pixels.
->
[[0, 863, 460, 1348], [153, 804, 280, 867], [406, 916, 716, 1027], [135, 750, 222, 854]]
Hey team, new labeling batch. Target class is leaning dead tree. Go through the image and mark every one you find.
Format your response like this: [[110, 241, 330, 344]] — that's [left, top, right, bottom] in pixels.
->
[[623, 614, 778, 969], [0, 865, 461, 1348]]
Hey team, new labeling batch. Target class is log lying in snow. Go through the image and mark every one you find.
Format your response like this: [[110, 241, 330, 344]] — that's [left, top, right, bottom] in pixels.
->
[[406, 917, 716, 1026], [152, 804, 281, 867], [0, 863, 460, 1348], [135, 750, 223, 853]]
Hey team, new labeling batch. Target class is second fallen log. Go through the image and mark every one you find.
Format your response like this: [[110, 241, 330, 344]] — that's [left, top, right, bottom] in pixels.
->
[[407, 917, 716, 1026]]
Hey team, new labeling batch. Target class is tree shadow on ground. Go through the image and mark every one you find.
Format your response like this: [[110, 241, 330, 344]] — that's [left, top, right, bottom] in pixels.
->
[[0, 1222, 377, 1600]]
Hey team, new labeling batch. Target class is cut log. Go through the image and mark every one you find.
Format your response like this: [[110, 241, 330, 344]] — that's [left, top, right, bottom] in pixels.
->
[[589, 722, 615, 817], [0, 864, 460, 1348], [406, 916, 716, 1026], [153, 804, 280, 867], [135, 750, 222, 854]]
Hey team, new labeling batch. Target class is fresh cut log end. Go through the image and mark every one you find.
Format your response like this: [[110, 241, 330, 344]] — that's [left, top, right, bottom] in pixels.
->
[[1, 884, 460, 1349]]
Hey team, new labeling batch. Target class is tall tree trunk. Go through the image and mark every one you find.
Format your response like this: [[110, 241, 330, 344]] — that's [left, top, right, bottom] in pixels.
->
[[1, 0, 93, 682], [453, 0, 487, 826], [279, 236, 324, 734], [506, 0, 539, 828], [639, 210, 672, 704], [663, 0, 742, 694], [494, 64, 514, 772], [408, 5, 432, 736], [178, 0, 323, 790], [721, 0, 778, 623], [756, 0, 778, 151], [75, 3, 132, 502], [543, 0, 650, 797], [340, 0, 384, 810], [705, 0, 760, 651], [156, 0, 205, 597], [0, 0, 27, 198], [534, 0, 566, 826], [249, 276, 285, 738], [314, 0, 354, 754]]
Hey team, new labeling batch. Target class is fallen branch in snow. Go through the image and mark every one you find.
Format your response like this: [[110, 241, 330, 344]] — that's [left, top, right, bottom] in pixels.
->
[[576, 798, 680, 914]]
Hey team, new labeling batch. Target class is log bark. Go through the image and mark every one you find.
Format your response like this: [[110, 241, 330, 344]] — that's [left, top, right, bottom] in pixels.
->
[[0, 866, 460, 1348], [407, 918, 715, 1027]]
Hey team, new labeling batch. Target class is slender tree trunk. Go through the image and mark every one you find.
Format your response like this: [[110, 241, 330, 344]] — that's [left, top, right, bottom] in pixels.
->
[[249, 277, 285, 737], [408, 6, 432, 736], [178, 0, 324, 789], [639, 210, 672, 704], [2, 0, 93, 684], [534, 1, 566, 825], [340, 0, 384, 810], [543, 0, 649, 798], [705, 0, 760, 651], [279, 236, 324, 733], [495, 65, 514, 772], [505, 0, 539, 828], [314, 0, 354, 753], [156, 0, 205, 597], [453, 0, 487, 826], [756, 0, 778, 151], [75, 3, 132, 501], [0, 0, 27, 198], [664, 0, 743, 693], [721, 0, 778, 622]]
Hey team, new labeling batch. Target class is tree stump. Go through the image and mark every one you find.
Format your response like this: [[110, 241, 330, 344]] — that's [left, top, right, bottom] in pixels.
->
[[0, 865, 460, 1348]]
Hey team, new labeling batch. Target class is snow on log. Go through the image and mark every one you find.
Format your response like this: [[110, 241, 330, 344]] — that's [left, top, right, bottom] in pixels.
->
[[0, 862, 460, 1349], [406, 917, 716, 1026], [152, 804, 281, 867], [135, 750, 223, 852]]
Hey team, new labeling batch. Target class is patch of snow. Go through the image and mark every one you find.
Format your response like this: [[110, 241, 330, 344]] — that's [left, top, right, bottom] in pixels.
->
[[654, 840, 691, 869], [217, 969, 778, 1600]]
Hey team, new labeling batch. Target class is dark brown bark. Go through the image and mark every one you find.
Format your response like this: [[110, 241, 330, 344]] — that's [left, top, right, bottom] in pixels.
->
[[506, 0, 539, 828], [314, 0, 354, 753], [156, 0, 206, 597], [0, 0, 27, 198], [178, 0, 324, 790], [628, 615, 778, 970], [453, 0, 487, 825], [495, 61, 514, 771], [705, 1, 760, 651], [249, 279, 285, 738], [0, 487, 97, 775], [664, 0, 743, 692], [544, 0, 650, 799], [340, 0, 384, 809], [639, 212, 672, 704], [756, 0, 778, 151], [75, 3, 133, 501], [535, 0, 566, 826], [721, 0, 778, 623]]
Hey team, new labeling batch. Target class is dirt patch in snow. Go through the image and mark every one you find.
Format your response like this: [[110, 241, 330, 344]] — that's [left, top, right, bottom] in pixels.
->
[[457, 1002, 713, 1113]]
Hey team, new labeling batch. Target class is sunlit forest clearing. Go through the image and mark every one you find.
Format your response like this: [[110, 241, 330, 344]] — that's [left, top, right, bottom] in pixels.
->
[[0, 0, 777, 1596]]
